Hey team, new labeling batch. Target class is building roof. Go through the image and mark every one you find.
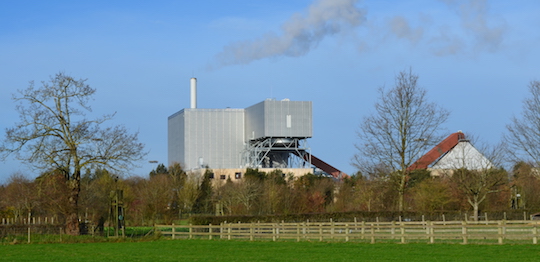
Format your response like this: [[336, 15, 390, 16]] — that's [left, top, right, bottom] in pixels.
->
[[409, 131, 493, 171], [430, 140, 493, 170]]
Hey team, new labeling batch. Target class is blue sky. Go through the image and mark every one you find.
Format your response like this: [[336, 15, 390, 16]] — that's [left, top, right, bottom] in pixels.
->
[[1, 0, 539, 182]]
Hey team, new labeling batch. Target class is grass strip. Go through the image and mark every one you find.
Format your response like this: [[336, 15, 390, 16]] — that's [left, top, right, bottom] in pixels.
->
[[2, 239, 540, 262]]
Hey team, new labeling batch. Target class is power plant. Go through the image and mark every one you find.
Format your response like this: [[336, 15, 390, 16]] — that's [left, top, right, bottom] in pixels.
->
[[168, 78, 346, 179]]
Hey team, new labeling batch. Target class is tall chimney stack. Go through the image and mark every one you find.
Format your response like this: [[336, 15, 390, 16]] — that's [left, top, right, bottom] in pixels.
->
[[190, 77, 197, 109]]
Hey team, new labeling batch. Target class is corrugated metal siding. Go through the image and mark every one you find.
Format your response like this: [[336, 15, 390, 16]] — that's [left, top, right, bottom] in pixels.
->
[[245, 100, 312, 140], [169, 100, 312, 170], [168, 110, 185, 167], [180, 109, 244, 170], [244, 101, 265, 140]]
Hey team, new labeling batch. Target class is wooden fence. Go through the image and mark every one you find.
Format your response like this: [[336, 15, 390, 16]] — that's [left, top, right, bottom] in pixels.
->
[[1, 217, 58, 225], [155, 220, 540, 244]]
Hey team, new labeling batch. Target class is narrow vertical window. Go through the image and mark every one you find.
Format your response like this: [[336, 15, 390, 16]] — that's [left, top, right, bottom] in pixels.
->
[[286, 115, 292, 128]]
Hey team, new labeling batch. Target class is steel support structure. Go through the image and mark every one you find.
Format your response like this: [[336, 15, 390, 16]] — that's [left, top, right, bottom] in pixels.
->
[[242, 137, 311, 169]]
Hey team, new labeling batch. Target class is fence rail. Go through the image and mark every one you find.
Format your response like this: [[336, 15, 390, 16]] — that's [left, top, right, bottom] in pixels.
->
[[1, 216, 59, 225], [155, 220, 540, 244]]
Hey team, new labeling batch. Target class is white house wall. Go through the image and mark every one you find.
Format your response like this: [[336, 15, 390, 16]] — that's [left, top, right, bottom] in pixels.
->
[[430, 141, 493, 170]]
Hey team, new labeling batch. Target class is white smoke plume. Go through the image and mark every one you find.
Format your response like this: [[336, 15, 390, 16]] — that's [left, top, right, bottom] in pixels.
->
[[210, 0, 365, 69], [389, 16, 423, 44], [433, 0, 507, 55]]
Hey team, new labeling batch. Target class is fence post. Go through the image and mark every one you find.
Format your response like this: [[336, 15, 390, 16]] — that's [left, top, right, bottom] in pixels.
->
[[272, 226, 276, 242], [429, 221, 434, 244], [533, 224, 538, 244], [277, 221, 281, 240], [497, 221, 503, 244], [345, 224, 349, 242], [425, 220, 430, 241], [27, 227, 31, 244], [303, 222, 307, 240], [462, 221, 468, 245], [400, 222, 405, 244], [370, 223, 375, 244], [361, 221, 365, 240], [209, 224, 213, 240], [297, 223, 301, 242], [319, 223, 323, 242], [189, 223, 193, 239], [330, 219, 334, 240], [172, 223, 175, 240], [391, 221, 396, 240], [250, 223, 254, 241], [219, 223, 223, 239]]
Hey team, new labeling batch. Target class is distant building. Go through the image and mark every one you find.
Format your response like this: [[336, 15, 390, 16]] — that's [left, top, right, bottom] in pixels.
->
[[167, 78, 346, 181], [409, 131, 493, 176]]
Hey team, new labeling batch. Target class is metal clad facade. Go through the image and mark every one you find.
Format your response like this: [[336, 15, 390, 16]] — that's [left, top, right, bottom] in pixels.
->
[[244, 101, 265, 140], [169, 99, 311, 170], [168, 110, 185, 168], [245, 100, 312, 140], [168, 109, 244, 170]]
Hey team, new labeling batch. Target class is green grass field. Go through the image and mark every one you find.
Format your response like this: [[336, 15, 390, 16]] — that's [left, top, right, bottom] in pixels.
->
[[2, 239, 540, 261]]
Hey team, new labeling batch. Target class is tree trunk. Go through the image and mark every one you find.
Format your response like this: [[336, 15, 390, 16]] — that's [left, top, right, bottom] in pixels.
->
[[473, 202, 479, 222], [65, 178, 81, 235], [397, 171, 406, 212]]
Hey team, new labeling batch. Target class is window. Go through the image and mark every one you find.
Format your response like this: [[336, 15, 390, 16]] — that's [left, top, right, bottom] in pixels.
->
[[209, 173, 215, 179], [286, 115, 292, 128], [235, 172, 242, 179], [220, 175, 226, 180]]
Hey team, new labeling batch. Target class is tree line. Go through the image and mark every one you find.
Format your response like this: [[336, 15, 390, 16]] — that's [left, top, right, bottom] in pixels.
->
[[2, 162, 540, 226], [2, 70, 540, 234]]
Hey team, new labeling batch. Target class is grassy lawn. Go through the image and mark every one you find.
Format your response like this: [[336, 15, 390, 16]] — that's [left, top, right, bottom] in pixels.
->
[[2, 239, 540, 261]]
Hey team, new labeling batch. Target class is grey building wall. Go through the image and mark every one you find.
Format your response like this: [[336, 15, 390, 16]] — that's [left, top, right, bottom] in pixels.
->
[[168, 109, 185, 169], [168, 99, 312, 170], [168, 108, 245, 170], [245, 99, 312, 140]]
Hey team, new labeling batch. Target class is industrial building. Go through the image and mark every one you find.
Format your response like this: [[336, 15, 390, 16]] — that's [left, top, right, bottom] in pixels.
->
[[168, 78, 346, 180]]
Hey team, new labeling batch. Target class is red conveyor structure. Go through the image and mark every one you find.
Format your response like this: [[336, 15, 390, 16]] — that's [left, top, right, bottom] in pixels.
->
[[408, 132, 466, 170], [293, 151, 348, 179]]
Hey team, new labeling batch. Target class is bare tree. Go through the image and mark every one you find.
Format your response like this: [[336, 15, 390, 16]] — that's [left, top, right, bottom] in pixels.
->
[[0, 73, 146, 235], [437, 137, 508, 221], [2, 173, 38, 220], [450, 168, 507, 221], [506, 80, 540, 165], [511, 162, 540, 210], [353, 69, 450, 212]]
